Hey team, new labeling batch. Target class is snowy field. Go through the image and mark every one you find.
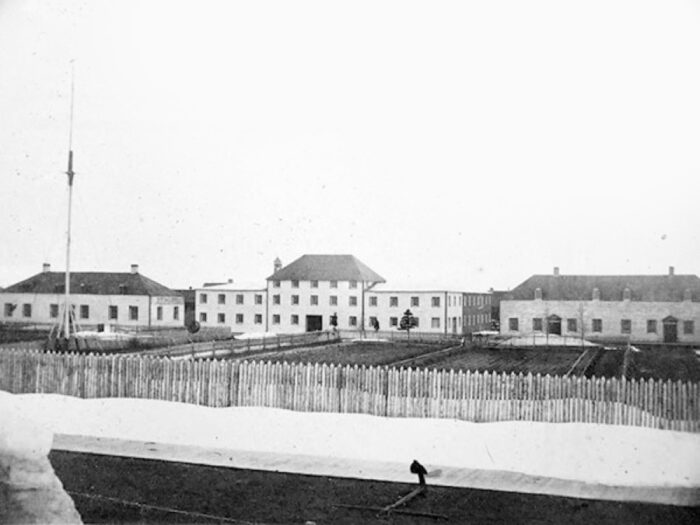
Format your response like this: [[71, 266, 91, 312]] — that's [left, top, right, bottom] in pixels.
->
[[1, 390, 699, 505]]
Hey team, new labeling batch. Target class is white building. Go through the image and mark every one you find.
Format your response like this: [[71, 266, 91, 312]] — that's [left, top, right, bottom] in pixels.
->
[[500, 267, 700, 345], [195, 254, 492, 335], [0, 264, 184, 331]]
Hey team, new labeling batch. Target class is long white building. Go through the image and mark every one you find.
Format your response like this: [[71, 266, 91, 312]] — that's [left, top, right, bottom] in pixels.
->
[[195, 255, 492, 335]]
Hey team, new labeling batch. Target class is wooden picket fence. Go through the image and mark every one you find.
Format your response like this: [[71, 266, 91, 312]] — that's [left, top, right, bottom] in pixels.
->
[[1, 348, 698, 432]]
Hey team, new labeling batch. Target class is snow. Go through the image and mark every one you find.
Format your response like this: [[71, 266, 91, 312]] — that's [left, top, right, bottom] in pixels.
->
[[1, 389, 698, 494], [498, 333, 600, 347]]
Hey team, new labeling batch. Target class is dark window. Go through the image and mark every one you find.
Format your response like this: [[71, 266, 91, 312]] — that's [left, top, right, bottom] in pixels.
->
[[329, 296, 338, 306], [50, 304, 59, 318], [272, 314, 280, 324], [255, 314, 263, 324], [330, 281, 338, 288], [79, 304, 89, 319], [236, 314, 244, 324], [647, 320, 657, 333], [349, 281, 358, 289], [273, 295, 280, 305], [236, 294, 244, 305], [431, 317, 440, 328], [173, 306, 179, 320], [218, 294, 226, 305], [108, 305, 118, 320], [129, 306, 138, 321], [272, 281, 280, 288], [369, 296, 378, 307], [369, 316, 377, 327], [411, 296, 420, 307], [255, 294, 263, 305], [621, 319, 631, 334], [390, 317, 398, 327], [292, 295, 300, 305], [217, 313, 226, 324], [311, 280, 319, 288], [349, 316, 357, 326], [22, 304, 32, 318], [431, 297, 440, 307], [291, 314, 299, 325], [413, 318, 420, 328], [390, 296, 398, 307], [200, 312, 207, 322], [683, 320, 695, 335], [567, 319, 577, 332], [508, 318, 519, 331], [532, 318, 543, 331], [592, 319, 603, 332], [199, 293, 207, 304], [310, 295, 319, 306], [349, 296, 357, 306], [156, 306, 162, 321], [292, 280, 299, 288]]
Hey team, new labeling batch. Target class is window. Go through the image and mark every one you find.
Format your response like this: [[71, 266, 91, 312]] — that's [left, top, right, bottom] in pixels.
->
[[173, 306, 179, 320], [330, 280, 338, 288], [4, 303, 14, 317], [235, 294, 243, 305], [369, 316, 378, 327], [431, 317, 441, 328], [413, 318, 420, 328], [218, 313, 226, 324], [200, 312, 208, 322], [199, 293, 208, 304], [431, 296, 440, 307], [683, 320, 695, 335], [273, 294, 280, 305], [329, 295, 338, 306], [292, 295, 299, 305], [349, 296, 357, 306], [218, 294, 226, 305], [592, 319, 603, 332], [310, 295, 319, 306], [50, 304, 59, 318], [109, 305, 118, 320], [311, 280, 319, 288], [349, 280, 357, 289], [156, 306, 162, 321], [272, 314, 280, 325], [390, 317, 398, 327], [647, 320, 657, 333], [255, 314, 263, 324], [292, 280, 299, 288], [22, 304, 32, 318], [349, 316, 357, 327], [291, 314, 299, 325], [236, 314, 244, 324], [273, 280, 280, 288], [255, 294, 263, 305], [369, 296, 378, 307], [390, 296, 398, 307], [508, 318, 519, 331], [129, 306, 139, 321], [411, 296, 420, 307], [621, 319, 631, 334], [532, 318, 543, 331], [567, 318, 577, 332]]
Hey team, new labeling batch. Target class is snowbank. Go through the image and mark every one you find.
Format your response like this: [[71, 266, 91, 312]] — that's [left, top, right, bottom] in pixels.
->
[[2, 390, 698, 493]]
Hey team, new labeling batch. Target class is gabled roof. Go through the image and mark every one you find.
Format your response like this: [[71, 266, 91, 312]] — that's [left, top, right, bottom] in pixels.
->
[[3, 271, 181, 297], [508, 274, 700, 302], [267, 254, 385, 283]]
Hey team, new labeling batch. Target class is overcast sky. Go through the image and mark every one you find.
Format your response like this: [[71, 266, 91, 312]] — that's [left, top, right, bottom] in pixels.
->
[[1, 0, 698, 292]]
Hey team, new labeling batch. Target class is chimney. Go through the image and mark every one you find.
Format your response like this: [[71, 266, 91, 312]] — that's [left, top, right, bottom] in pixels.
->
[[42, 263, 51, 273], [228, 278, 233, 284], [553, 267, 560, 276], [669, 266, 675, 276], [131, 264, 139, 274], [273, 257, 282, 273]]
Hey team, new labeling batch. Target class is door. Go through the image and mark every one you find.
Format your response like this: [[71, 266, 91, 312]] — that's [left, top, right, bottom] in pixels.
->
[[547, 315, 562, 336], [305, 315, 323, 332], [663, 317, 678, 343]]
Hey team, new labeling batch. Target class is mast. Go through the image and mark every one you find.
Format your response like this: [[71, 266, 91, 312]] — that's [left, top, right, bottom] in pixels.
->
[[63, 63, 76, 340]]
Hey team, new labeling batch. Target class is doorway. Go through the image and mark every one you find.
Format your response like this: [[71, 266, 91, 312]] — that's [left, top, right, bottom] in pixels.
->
[[305, 315, 323, 332], [547, 315, 562, 335], [663, 316, 678, 343]]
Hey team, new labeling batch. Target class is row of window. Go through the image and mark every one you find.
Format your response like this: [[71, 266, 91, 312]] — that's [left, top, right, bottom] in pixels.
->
[[509, 317, 696, 335], [2, 303, 180, 322], [271, 280, 356, 289]]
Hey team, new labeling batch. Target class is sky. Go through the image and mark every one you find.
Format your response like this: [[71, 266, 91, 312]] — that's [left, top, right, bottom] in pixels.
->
[[1, 0, 699, 292]]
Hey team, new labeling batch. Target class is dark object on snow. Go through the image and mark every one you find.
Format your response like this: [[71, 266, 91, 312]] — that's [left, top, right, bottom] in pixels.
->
[[410, 460, 428, 486]]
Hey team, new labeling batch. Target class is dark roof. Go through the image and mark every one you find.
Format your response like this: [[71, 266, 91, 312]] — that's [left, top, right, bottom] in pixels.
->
[[3, 271, 181, 297], [267, 254, 385, 283], [508, 274, 700, 302]]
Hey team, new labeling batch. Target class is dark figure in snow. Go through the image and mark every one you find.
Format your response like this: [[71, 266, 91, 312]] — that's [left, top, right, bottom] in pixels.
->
[[410, 460, 427, 486]]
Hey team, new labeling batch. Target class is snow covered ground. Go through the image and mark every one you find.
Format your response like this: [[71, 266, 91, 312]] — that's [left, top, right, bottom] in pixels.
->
[[1, 390, 699, 505]]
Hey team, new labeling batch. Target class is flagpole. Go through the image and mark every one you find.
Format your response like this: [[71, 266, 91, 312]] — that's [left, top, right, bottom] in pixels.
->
[[63, 62, 76, 341]]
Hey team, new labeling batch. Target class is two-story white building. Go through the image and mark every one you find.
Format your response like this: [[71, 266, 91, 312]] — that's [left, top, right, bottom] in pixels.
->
[[0, 263, 184, 331], [195, 254, 492, 335], [500, 267, 700, 345]]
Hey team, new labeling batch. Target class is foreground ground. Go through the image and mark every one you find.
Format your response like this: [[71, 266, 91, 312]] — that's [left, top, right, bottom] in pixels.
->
[[50, 451, 699, 525]]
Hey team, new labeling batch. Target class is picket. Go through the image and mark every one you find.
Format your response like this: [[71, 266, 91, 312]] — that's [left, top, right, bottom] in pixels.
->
[[0, 348, 698, 432]]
